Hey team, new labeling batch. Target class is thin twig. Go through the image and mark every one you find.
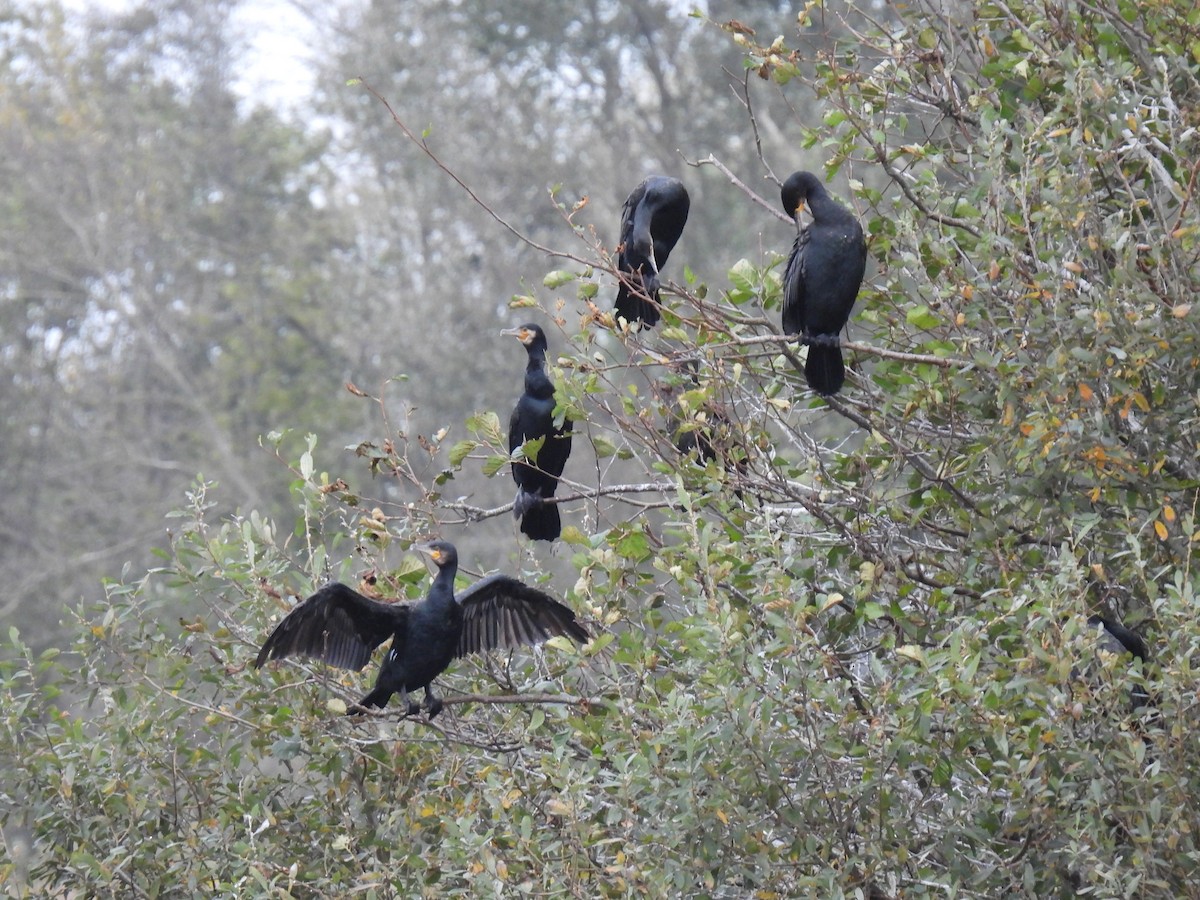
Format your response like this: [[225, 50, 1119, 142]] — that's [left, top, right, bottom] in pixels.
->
[[710, 332, 974, 368], [686, 153, 793, 224], [357, 77, 591, 265], [442, 481, 677, 521]]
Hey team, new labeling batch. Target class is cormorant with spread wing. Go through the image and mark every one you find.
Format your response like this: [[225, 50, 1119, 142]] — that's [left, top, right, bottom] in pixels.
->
[[780, 171, 867, 396], [614, 176, 690, 328], [504, 323, 573, 542], [254, 541, 589, 718]]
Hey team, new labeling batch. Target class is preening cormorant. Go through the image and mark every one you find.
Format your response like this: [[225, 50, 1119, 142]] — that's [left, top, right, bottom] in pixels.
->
[[504, 323, 573, 542], [780, 171, 867, 396], [254, 541, 589, 718], [614, 176, 691, 328]]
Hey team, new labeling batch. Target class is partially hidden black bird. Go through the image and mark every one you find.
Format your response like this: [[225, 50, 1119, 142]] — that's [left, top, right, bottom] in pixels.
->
[[614, 176, 690, 328], [254, 541, 589, 718], [504, 323, 573, 542], [1087, 614, 1152, 710], [780, 170, 867, 396], [656, 360, 745, 477]]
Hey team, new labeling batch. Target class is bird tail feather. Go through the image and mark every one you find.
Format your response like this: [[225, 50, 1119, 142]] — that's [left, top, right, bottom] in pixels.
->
[[519, 501, 561, 542], [354, 687, 392, 711], [805, 345, 845, 396], [614, 283, 661, 328]]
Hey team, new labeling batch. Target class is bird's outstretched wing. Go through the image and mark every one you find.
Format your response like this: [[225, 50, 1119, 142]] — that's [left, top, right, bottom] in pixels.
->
[[455, 574, 589, 657], [781, 228, 810, 336], [254, 582, 409, 671]]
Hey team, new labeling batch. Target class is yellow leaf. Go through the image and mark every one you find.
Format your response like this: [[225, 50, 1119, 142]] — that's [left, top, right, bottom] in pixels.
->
[[716, 809, 729, 825], [820, 593, 844, 613], [1154, 520, 1169, 540], [326, 698, 347, 715], [897, 645, 927, 665], [1172, 304, 1192, 318], [1164, 505, 1176, 523], [1078, 383, 1093, 402]]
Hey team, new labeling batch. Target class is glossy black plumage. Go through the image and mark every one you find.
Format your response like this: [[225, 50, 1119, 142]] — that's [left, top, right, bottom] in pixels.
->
[[780, 171, 867, 396], [1086, 614, 1152, 711], [504, 324, 573, 541], [614, 176, 690, 328], [254, 541, 588, 718]]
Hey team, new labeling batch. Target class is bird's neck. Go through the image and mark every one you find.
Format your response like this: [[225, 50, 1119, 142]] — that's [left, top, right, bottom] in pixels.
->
[[808, 191, 854, 226], [525, 353, 555, 399], [429, 565, 459, 607]]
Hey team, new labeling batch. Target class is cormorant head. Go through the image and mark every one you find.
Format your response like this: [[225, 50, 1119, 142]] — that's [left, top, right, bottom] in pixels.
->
[[780, 170, 823, 221], [415, 540, 458, 571], [501, 323, 548, 352]]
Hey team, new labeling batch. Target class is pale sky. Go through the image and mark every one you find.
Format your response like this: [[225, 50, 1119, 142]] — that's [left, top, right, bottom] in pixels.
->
[[57, 0, 322, 115]]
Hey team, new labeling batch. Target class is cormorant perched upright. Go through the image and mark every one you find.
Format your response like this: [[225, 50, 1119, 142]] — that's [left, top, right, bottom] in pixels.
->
[[780, 171, 867, 396], [254, 541, 589, 718], [614, 176, 690, 328], [504, 323, 573, 541]]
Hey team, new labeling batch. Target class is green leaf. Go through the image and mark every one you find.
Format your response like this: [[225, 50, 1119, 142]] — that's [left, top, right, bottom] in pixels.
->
[[906, 305, 940, 330], [448, 440, 477, 466], [543, 270, 576, 289], [592, 436, 617, 458], [482, 455, 508, 477], [613, 529, 651, 562]]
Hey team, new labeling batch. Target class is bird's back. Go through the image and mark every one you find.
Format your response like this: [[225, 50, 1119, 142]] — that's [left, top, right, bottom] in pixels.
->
[[795, 219, 866, 337]]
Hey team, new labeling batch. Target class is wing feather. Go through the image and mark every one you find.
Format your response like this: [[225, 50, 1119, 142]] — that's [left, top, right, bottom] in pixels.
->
[[254, 582, 408, 671], [455, 574, 590, 658], [781, 228, 810, 336]]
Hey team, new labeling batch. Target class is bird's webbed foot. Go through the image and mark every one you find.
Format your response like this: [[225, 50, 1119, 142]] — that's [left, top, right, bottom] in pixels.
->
[[425, 691, 444, 720]]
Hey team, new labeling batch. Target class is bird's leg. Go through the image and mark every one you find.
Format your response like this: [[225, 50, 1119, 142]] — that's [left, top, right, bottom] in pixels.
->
[[398, 685, 421, 718], [424, 686, 444, 720]]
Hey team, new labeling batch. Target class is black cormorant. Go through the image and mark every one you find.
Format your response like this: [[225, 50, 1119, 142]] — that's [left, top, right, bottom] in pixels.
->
[[254, 541, 589, 718], [1087, 614, 1152, 710], [780, 171, 867, 396], [504, 323, 573, 541], [614, 176, 690, 328], [656, 360, 744, 476]]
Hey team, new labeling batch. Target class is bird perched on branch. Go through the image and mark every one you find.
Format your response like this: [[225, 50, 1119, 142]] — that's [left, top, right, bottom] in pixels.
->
[[504, 323, 573, 541], [254, 541, 589, 718], [1086, 614, 1152, 711], [780, 170, 867, 396], [614, 176, 690, 328], [656, 359, 746, 483]]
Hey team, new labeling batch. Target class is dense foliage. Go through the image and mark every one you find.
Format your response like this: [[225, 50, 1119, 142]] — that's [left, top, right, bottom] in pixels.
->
[[4, 0, 1200, 896]]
